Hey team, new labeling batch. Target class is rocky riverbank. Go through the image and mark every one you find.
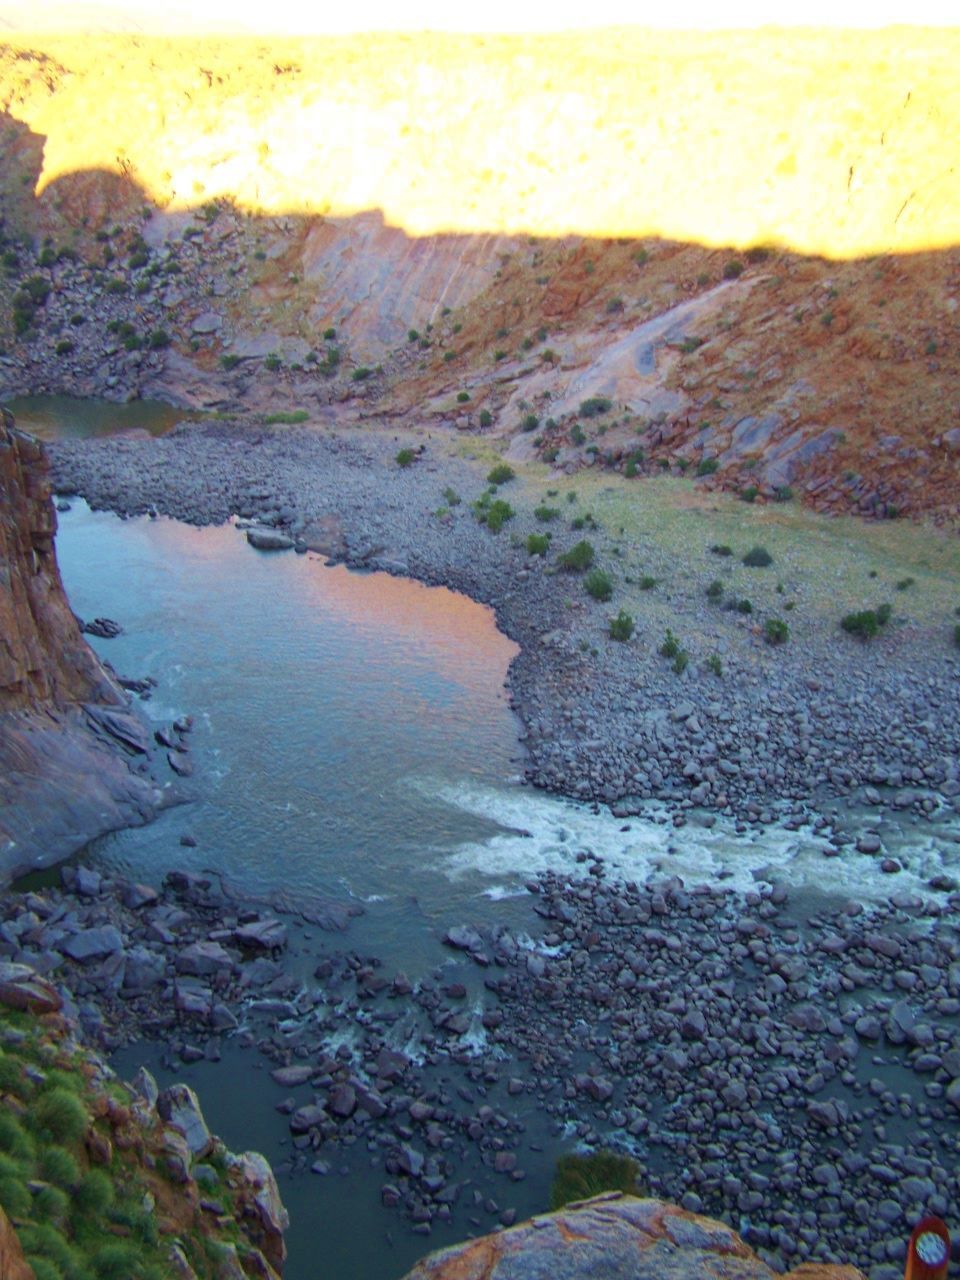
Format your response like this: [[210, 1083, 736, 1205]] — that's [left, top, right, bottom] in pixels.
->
[[4, 843, 960, 1278], [48, 418, 960, 852]]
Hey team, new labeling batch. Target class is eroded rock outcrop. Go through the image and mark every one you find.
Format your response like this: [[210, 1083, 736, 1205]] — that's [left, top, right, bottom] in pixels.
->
[[0, 409, 169, 880], [401, 1194, 867, 1280]]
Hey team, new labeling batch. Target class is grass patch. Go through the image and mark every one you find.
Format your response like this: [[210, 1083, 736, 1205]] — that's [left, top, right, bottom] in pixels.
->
[[263, 410, 308, 425], [550, 1151, 640, 1210]]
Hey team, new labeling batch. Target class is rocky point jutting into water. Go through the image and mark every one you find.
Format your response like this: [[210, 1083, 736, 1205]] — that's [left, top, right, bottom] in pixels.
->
[[0, 407, 174, 879]]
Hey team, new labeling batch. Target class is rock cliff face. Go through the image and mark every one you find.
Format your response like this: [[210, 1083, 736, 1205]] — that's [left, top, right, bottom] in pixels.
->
[[0, 407, 114, 709], [0, 408, 169, 881], [401, 1193, 867, 1280]]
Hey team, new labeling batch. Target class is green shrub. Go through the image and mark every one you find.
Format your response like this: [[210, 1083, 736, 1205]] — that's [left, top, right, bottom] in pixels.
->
[[711, 543, 733, 557], [579, 397, 612, 418], [954, 623, 960, 647], [147, 329, 170, 349], [0, 1113, 35, 1160], [534, 505, 560, 522], [774, 485, 794, 502], [17, 1223, 77, 1275], [527, 532, 551, 556], [585, 569, 613, 601], [73, 1169, 113, 1216], [69, 313, 85, 326], [482, 499, 514, 533], [219, 353, 240, 370], [0, 1174, 30, 1217], [734, 598, 753, 615], [442, 486, 460, 507], [673, 649, 689, 674], [487, 463, 515, 485], [456, 390, 470, 402], [55, 339, 74, 356], [706, 579, 724, 601], [443, 350, 455, 362], [36, 1184, 70, 1223], [396, 448, 416, 467], [570, 423, 586, 446], [32, 1089, 88, 1144], [742, 545, 773, 567], [550, 1150, 640, 1210], [740, 485, 759, 503], [660, 629, 680, 659], [841, 605, 892, 639], [263, 353, 282, 371], [479, 409, 493, 428], [24, 277, 51, 304], [696, 457, 718, 476], [638, 575, 657, 591], [24, 1257, 63, 1280], [39, 1146, 80, 1189], [559, 540, 595, 572], [706, 653, 722, 676], [263, 410, 308, 425], [723, 259, 744, 279], [93, 1241, 150, 1280], [680, 336, 704, 354], [105, 278, 128, 294], [895, 576, 915, 591], [610, 610, 635, 641], [323, 327, 336, 340], [764, 617, 789, 645], [351, 366, 371, 381], [521, 413, 539, 432]]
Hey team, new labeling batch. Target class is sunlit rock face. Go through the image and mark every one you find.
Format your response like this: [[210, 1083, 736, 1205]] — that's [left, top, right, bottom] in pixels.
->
[[2, 28, 958, 257], [401, 1194, 868, 1280]]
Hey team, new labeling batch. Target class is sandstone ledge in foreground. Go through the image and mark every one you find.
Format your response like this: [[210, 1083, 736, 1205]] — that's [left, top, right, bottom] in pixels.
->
[[401, 1193, 866, 1280]]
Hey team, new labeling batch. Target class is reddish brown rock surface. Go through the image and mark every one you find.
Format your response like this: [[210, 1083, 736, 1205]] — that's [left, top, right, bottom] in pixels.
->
[[0, 1205, 33, 1280], [401, 1194, 867, 1280], [0, 409, 168, 881]]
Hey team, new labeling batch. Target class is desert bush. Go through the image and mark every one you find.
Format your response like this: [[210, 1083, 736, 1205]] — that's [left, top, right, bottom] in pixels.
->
[[559, 540, 595, 571], [442, 487, 461, 506], [395, 448, 416, 467], [521, 413, 539, 431], [710, 544, 733, 557], [55, 339, 74, 356], [774, 485, 794, 502], [351, 366, 371, 381], [456, 391, 470, 402], [323, 327, 336, 340], [705, 579, 724, 601], [219, 353, 240, 370], [723, 259, 744, 279], [673, 649, 689, 674], [841, 605, 892, 639], [534, 505, 560, 522], [696, 457, 718, 476], [734, 598, 753, 615], [550, 1151, 640, 1210], [487, 463, 515, 485], [479, 409, 493, 427], [570, 423, 586, 446], [660, 630, 680, 659], [527, 532, 551, 556], [264, 410, 308, 424], [764, 617, 790, 645], [579, 397, 612, 418], [740, 485, 759, 503], [482, 499, 514, 533], [742, 545, 773, 567], [264, 353, 282, 371], [609, 610, 634, 641], [638, 575, 657, 591], [584, 569, 613, 601], [147, 329, 170, 349], [706, 653, 722, 676]]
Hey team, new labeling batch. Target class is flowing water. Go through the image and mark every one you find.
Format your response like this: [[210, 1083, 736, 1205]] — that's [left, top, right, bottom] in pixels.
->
[[48, 481, 960, 1278]]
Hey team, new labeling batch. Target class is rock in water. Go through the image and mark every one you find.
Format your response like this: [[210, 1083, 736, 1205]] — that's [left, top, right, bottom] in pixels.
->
[[246, 527, 294, 551]]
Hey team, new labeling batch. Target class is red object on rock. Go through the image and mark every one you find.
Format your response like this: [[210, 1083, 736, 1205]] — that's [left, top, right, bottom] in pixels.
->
[[905, 1217, 950, 1280]]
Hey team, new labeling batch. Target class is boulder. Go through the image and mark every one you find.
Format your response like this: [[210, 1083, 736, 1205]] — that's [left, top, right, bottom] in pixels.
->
[[157, 1083, 214, 1158], [399, 1194, 866, 1280], [246, 528, 294, 551], [61, 925, 123, 964], [0, 961, 62, 1014]]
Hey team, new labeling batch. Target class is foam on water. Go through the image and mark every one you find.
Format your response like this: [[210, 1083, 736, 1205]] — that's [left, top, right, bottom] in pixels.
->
[[425, 779, 945, 904]]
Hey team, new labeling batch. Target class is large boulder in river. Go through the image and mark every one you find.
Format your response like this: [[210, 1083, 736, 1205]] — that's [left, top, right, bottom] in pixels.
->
[[400, 1194, 866, 1280], [246, 527, 294, 551]]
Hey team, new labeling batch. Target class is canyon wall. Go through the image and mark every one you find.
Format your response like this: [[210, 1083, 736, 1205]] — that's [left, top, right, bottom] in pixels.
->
[[0, 409, 169, 881]]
